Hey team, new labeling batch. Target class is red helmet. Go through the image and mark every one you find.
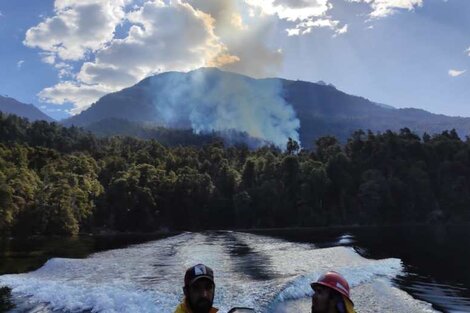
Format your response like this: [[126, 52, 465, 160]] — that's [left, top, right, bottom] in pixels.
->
[[311, 271, 353, 305]]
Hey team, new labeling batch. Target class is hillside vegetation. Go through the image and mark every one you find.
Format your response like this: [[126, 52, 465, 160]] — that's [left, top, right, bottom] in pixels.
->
[[1, 112, 469, 236]]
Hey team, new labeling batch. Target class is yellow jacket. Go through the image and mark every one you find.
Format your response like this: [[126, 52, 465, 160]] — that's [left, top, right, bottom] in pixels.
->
[[173, 299, 218, 313], [344, 297, 356, 313]]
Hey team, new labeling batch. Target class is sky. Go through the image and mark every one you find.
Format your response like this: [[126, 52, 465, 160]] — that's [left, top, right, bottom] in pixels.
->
[[0, 0, 469, 121]]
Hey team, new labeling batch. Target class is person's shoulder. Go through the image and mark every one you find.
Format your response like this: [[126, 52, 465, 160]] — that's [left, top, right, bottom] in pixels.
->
[[173, 302, 187, 313]]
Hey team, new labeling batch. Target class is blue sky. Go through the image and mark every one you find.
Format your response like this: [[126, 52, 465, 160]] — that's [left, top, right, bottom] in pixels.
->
[[0, 0, 469, 120], [0, 0, 73, 118]]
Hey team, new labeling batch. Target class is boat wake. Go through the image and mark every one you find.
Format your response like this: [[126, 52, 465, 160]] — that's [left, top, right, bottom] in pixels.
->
[[0, 232, 437, 312]]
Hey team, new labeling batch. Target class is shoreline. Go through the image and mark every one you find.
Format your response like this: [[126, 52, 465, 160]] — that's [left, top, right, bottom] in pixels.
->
[[3, 221, 469, 240]]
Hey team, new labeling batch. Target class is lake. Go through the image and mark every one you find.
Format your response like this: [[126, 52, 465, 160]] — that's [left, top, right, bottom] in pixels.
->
[[0, 226, 469, 312]]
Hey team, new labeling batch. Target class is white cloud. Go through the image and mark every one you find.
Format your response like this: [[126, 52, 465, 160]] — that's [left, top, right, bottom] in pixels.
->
[[246, 0, 346, 34], [40, 52, 56, 64], [33, 0, 238, 113], [38, 81, 115, 114], [290, 18, 348, 36], [26, 0, 424, 114], [24, 0, 131, 61], [466, 47, 470, 56], [17, 60, 25, 69], [87, 0, 235, 81], [286, 28, 301, 36], [188, 0, 283, 77], [448, 69, 466, 77], [336, 24, 348, 34], [348, 0, 423, 18], [246, 0, 331, 21], [55, 62, 75, 79]]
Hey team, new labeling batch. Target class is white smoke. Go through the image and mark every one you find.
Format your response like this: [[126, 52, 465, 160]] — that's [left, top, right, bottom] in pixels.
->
[[147, 68, 300, 148]]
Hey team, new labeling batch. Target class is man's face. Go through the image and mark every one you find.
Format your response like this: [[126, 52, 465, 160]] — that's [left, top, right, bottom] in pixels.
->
[[186, 278, 215, 313], [311, 285, 331, 313]]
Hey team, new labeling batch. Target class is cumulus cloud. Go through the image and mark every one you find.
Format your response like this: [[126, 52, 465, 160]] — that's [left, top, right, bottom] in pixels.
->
[[466, 47, 470, 56], [188, 0, 284, 77], [17, 60, 25, 69], [77, 1, 236, 85], [348, 0, 424, 18], [448, 69, 466, 77], [24, 0, 130, 61], [40, 52, 56, 65], [28, 0, 287, 112], [38, 81, 115, 114], [55, 62, 75, 79], [31, 0, 238, 113], [27, 0, 425, 113]]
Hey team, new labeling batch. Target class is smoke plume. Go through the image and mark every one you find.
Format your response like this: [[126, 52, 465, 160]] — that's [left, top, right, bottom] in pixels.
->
[[147, 68, 300, 148]]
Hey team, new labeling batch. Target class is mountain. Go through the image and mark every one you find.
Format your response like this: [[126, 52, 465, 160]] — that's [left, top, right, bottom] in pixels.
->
[[0, 95, 54, 122], [63, 68, 470, 148]]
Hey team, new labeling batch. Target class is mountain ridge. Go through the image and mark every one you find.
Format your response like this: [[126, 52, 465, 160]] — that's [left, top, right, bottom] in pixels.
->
[[0, 95, 54, 122], [62, 68, 470, 148]]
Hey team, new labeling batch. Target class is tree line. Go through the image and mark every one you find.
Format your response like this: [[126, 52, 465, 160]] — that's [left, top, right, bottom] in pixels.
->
[[1, 112, 469, 236]]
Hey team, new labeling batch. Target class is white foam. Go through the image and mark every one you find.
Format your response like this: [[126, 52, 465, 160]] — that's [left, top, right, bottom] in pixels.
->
[[269, 251, 402, 307], [337, 233, 355, 245], [233, 233, 402, 309], [273, 280, 438, 313], [1, 275, 171, 313], [0, 232, 439, 313]]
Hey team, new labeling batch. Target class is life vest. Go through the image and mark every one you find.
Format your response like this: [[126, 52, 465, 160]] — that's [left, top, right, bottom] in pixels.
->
[[343, 296, 356, 313]]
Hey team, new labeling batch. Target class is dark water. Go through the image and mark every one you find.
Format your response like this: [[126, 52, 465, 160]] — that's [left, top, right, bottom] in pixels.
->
[[0, 226, 469, 312], [0, 233, 176, 276]]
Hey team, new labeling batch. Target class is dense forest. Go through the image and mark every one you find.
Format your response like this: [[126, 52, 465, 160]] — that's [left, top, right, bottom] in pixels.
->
[[1, 112, 469, 236]]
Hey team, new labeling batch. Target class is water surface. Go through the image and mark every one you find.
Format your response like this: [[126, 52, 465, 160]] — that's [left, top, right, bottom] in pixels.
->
[[0, 230, 444, 312]]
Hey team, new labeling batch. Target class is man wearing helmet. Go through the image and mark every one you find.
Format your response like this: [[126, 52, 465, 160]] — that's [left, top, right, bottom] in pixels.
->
[[174, 264, 219, 313], [311, 271, 356, 313]]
